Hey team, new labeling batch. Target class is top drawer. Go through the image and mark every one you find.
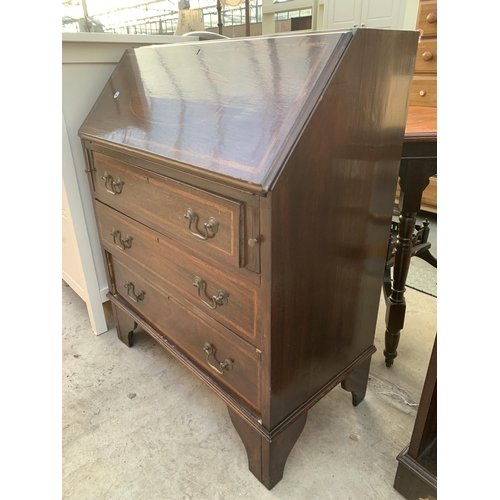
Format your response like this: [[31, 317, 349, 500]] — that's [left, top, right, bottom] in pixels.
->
[[92, 152, 259, 271], [416, 1, 437, 38]]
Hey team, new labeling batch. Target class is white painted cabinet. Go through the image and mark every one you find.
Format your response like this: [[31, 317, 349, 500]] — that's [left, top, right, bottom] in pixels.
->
[[324, 0, 408, 30], [62, 33, 197, 335]]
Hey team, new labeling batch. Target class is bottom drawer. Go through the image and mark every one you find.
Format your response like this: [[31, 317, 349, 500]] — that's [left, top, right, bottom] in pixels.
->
[[409, 75, 436, 107], [110, 255, 261, 414]]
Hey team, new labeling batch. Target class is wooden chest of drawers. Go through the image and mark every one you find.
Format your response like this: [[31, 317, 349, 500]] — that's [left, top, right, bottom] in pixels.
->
[[409, 0, 438, 107], [79, 29, 419, 489]]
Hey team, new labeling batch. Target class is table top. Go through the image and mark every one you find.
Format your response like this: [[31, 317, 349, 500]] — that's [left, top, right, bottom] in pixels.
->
[[404, 106, 437, 142]]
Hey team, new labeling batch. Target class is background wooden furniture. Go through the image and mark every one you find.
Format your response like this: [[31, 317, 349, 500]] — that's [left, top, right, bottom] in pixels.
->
[[384, 106, 437, 367], [79, 29, 418, 489], [409, 0, 437, 108], [406, 0, 437, 213], [394, 335, 437, 499]]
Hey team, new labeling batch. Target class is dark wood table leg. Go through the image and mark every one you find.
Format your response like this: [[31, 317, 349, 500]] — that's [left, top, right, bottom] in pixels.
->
[[384, 209, 417, 367], [384, 159, 436, 367], [228, 408, 308, 490]]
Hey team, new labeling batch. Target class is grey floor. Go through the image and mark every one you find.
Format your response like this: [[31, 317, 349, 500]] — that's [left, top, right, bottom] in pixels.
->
[[62, 214, 437, 499]]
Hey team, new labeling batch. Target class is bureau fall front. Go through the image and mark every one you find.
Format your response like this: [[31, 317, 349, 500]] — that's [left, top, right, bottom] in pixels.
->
[[79, 28, 418, 489]]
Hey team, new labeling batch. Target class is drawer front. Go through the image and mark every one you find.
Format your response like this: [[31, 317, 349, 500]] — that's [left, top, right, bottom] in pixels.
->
[[416, 1, 437, 38], [409, 76, 437, 107], [414, 38, 437, 74], [95, 201, 261, 345], [110, 256, 261, 414], [93, 152, 246, 270]]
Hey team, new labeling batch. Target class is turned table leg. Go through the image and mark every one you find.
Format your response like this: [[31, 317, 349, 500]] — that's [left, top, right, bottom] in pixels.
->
[[111, 301, 137, 347], [384, 210, 417, 367], [384, 158, 436, 367], [228, 408, 307, 490]]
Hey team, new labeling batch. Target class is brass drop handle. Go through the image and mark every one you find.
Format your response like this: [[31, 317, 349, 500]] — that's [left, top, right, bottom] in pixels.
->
[[124, 282, 145, 303], [203, 342, 233, 375], [422, 51, 434, 61], [184, 208, 218, 240], [101, 171, 124, 195], [110, 228, 132, 251], [193, 276, 228, 310], [426, 12, 437, 24]]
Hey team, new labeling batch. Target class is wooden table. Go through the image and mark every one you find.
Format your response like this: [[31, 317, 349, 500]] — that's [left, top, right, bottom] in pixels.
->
[[383, 106, 437, 367]]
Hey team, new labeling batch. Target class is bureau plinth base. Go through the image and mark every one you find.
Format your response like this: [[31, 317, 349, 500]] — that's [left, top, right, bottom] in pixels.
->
[[112, 301, 136, 347], [229, 356, 372, 490], [228, 408, 308, 490]]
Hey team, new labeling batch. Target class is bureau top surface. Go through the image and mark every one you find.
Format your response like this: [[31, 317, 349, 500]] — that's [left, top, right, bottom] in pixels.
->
[[79, 31, 351, 192]]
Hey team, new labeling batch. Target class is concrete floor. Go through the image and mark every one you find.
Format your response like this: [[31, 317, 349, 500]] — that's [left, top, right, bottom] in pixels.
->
[[62, 214, 437, 499]]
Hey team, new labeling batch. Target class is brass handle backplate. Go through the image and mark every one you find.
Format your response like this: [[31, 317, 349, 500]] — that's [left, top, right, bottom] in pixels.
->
[[110, 228, 132, 251], [184, 208, 218, 240], [193, 276, 228, 310], [101, 171, 124, 195], [124, 282, 145, 303], [203, 342, 233, 375]]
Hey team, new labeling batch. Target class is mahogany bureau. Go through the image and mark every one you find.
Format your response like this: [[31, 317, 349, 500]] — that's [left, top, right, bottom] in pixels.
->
[[79, 29, 419, 489]]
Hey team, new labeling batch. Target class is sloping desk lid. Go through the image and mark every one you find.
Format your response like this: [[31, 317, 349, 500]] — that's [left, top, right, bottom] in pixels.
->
[[79, 31, 352, 193]]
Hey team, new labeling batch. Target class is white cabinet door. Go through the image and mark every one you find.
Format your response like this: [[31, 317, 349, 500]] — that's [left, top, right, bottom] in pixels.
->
[[324, 0, 405, 30], [360, 0, 403, 28], [324, 0, 363, 30]]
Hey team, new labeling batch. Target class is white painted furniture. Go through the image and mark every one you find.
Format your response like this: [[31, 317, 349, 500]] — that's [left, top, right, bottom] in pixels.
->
[[261, 0, 418, 35], [62, 33, 198, 335], [323, 0, 419, 30]]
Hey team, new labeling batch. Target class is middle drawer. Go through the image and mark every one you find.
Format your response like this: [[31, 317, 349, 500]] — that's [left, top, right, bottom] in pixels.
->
[[96, 201, 261, 346]]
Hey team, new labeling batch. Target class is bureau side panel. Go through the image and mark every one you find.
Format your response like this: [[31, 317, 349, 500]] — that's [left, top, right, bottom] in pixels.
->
[[268, 29, 419, 427]]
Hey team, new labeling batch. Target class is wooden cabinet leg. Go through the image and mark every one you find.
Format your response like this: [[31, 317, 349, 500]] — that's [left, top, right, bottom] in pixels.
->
[[228, 408, 307, 490], [341, 357, 371, 406], [111, 302, 137, 347], [384, 210, 416, 367]]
